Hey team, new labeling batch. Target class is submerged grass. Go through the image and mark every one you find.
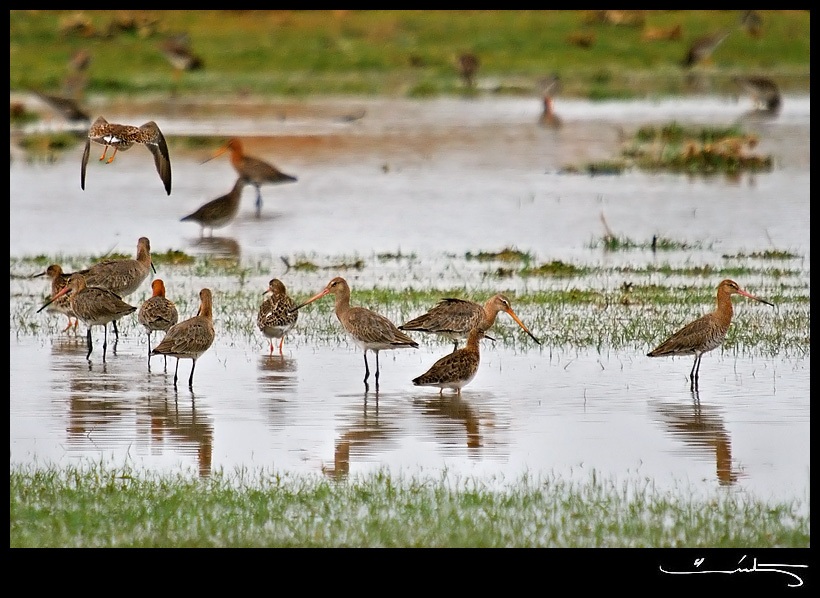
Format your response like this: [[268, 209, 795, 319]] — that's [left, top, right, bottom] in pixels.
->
[[11, 251, 809, 355], [9, 460, 809, 548]]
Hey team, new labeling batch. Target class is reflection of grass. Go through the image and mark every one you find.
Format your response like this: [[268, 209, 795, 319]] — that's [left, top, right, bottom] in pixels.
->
[[10, 461, 809, 548]]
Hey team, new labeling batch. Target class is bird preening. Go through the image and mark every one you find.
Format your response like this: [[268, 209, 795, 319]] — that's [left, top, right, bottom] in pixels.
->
[[81, 116, 172, 195]]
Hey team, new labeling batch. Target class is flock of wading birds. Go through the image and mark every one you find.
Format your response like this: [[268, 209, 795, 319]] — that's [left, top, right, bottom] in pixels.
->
[[36, 115, 775, 393]]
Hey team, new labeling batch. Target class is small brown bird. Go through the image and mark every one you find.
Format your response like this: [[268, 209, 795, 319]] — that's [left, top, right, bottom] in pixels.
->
[[647, 279, 774, 389], [290, 276, 418, 391], [37, 272, 137, 362], [159, 33, 204, 74], [734, 76, 782, 113], [81, 116, 172, 195], [34, 264, 79, 333], [740, 10, 763, 38], [202, 138, 297, 218], [413, 327, 486, 395], [537, 74, 563, 129], [180, 178, 247, 237], [138, 279, 179, 368], [457, 52, 480, 90], [151, 288, 216, 389], [257, 278, 298, 355], [400, 294, 541, 352], [681, 30, 731, 68]]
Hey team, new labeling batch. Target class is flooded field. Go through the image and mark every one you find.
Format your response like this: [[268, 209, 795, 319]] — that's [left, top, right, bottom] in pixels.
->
[[10, 93, 810, 512]]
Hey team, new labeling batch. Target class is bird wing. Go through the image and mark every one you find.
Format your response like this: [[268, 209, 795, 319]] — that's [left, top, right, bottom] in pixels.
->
[[80, 136, 91, 190]]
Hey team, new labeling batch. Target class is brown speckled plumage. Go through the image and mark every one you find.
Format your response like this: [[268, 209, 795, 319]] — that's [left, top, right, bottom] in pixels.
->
[[647, 279, 774, 388], [290, 276, 417, 391], [37, 272, 137, 361], [151, 288, 215, 389], [35, 264, 79, 333], [257, 278, 298, 354], [413, 327, 485, 395], [81, 236, 154, 300], [400, 293, 540, 351], [81, 116, 172, 195], [138, 279, 179, 367]]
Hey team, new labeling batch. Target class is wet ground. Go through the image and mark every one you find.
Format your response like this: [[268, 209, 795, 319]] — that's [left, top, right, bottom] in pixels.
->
[[10, 92, 810, 511]]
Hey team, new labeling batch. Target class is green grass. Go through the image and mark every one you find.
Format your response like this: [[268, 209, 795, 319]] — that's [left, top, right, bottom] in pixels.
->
[[10, 10, 811, 101], [9, 461, 809, 547]]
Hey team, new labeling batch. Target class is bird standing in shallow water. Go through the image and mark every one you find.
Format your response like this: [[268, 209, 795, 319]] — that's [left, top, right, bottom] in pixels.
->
[[202, 138, 297, 218], [80, 236, 155, 339], [81, 116, 172, 195], [37, 272, 137, 362], [400, 294, 541, 352], [138, 279, 179, 369], [647, 279, 774, 390], [180, 178, 247, 237], [34, 264, 79, 333], [257, 278, 298, 355], [413, 327, 486, 395], [290, 276, 418, 392], [150, 288, 215, 389], [734, 76, 782, 114]]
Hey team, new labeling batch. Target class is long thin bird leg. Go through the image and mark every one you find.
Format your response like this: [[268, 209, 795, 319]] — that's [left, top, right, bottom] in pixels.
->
[[255, 186, 263, 218], [375, 351, 381, 391], [188, 360, 196, 388], [98, 145, 109, 161], [363, 353, 370, 385], [173, 358, 180, 388], [86, 328, 93, 360], [102, 324, 108, 363]]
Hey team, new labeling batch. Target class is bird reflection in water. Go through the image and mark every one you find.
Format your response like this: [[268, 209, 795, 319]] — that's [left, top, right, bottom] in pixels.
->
[[141, 392, 214, 478], [415, 394, 483, 451], [258, 354, 298, 394], [321, 395, 399, 481], [651, 390, 742, 486], [65, 362, 129, 442], [189, 235, 241, 260]]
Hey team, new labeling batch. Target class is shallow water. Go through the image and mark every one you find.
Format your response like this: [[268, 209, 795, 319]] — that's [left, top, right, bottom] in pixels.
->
[[10, 93, 810, 511]]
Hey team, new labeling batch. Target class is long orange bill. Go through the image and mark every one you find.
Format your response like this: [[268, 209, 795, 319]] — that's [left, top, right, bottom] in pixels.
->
[[37, 285, 71, 313], [505, 308, 542, 344], [738, 288, 774, 307], [289, 288, 330, 313], [200, 145, 229, 165]]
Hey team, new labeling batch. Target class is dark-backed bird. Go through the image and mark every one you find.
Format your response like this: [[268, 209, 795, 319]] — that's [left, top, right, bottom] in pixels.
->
[[202, 138, 296, 218], [180, 178, 247, 237], [412, 327, 486, 395], [400, 294, 541, 352]]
